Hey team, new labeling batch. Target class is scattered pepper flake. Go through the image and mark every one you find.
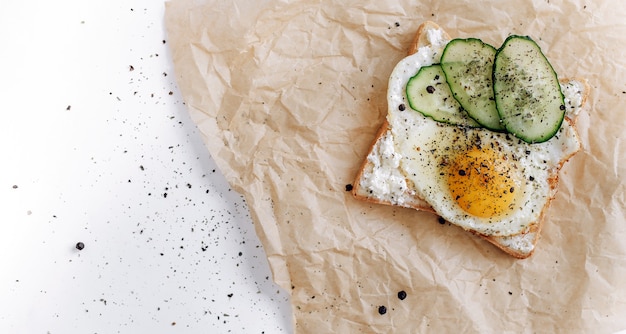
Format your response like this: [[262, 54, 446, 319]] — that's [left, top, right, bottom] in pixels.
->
[[76, 242, 85, 250], [378, 305, 387, 315], [345, 184, 353, 191]]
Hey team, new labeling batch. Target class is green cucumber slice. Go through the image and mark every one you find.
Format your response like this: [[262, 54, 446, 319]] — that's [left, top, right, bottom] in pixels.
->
[[440, 38, 505, 131], [406, 64, 480, 127], [493, 35, 565, 143]]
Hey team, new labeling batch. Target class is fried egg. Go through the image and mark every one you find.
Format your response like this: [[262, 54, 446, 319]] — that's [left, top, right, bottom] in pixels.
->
[[385, 29, 581, 237]]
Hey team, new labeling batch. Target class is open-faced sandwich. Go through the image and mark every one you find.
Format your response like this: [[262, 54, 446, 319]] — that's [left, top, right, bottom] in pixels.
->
[[352, 21, 589, 258]]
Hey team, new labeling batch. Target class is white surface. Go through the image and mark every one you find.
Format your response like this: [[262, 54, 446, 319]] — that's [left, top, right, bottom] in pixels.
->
[[0, 0, 292, 333]]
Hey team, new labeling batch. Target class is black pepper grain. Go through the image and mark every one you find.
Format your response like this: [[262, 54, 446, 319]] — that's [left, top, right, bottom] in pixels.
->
[[76, 242, 85, 250], [397, 290, 407, 300], [426, 85, 435, 94], [345, 184, 353, 191], [438, 217, 445, 224], [378, 305, 387, 315], [458, 169, 466, 176]]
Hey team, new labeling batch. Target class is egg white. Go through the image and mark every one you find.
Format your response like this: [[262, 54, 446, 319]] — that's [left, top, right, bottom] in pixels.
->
[[386, 30, 581, 237]]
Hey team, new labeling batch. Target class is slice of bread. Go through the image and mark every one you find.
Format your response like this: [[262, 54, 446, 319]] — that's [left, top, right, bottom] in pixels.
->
[[352, 21, 589, 259]]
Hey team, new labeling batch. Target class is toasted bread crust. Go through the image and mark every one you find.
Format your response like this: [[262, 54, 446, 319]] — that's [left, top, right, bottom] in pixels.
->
[[352, 22, 587, 259]]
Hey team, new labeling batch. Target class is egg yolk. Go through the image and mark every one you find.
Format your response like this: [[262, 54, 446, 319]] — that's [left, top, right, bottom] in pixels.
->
[[447, 147, 518, 218]]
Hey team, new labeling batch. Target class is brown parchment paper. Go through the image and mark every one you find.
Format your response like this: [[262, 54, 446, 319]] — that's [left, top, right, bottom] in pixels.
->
[[165, 0, 626, 332]]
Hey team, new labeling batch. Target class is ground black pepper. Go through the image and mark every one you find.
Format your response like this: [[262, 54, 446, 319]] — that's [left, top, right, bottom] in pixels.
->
[[399, 104, 406, 111], [76, 242, 85, 250], [426, 85, 435, 94], [458, 169, 466, 176], [397, 290, 407, 300], [438, 217, 445, 224], [378, 305, 387, 315], [345, 184, 353, 191]]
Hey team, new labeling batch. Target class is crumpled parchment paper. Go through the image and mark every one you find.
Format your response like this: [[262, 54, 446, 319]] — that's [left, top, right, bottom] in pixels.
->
[[165, 0, 626, 332]]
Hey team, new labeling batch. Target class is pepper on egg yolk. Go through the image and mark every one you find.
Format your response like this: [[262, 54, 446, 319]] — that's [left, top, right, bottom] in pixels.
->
[[447, 147, 519, 218]]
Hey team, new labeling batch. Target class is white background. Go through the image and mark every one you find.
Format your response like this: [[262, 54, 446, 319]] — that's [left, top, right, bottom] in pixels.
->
[[0, 0, 293, 333]]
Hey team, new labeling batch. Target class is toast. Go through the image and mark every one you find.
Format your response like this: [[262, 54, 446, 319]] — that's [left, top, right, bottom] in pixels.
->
[[352, 22, 589, 259]]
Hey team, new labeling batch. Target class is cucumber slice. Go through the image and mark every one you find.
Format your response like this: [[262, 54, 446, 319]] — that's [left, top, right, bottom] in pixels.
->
[[441, 38, 505, 131], [493, 35, 565, 143], [406, 65, 480, 127]]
